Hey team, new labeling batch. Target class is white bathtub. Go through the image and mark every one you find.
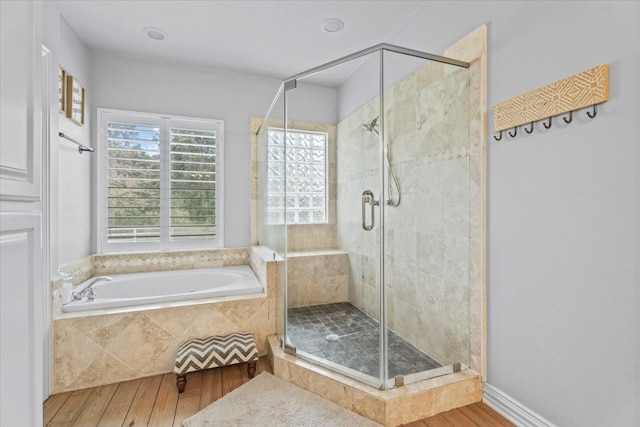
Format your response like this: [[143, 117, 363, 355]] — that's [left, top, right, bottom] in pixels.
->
[[62, 265, 263, 313]]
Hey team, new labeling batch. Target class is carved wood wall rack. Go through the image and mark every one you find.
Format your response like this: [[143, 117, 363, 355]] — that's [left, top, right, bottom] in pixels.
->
[[492, 64, 609, 141]]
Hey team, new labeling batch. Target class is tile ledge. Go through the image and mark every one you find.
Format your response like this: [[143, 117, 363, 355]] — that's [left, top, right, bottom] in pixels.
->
[[54, 291, 267, 320], [287, 249, 348, 257]]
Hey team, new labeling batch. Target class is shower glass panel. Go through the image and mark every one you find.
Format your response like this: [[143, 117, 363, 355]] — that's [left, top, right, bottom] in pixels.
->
[[283, 51, 383, 387], [381, 51, 470, 387], [264, 44, 470, 390], [255, 94, 287, 342]]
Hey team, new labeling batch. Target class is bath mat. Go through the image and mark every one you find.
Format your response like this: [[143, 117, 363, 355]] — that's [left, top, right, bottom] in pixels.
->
[[182, 372, 382, 427]]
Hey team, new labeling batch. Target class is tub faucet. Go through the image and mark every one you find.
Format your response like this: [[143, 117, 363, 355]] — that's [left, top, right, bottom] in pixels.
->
[[72, 276, 112, 301]]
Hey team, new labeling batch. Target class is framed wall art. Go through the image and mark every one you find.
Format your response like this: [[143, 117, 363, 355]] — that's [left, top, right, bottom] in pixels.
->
[[66, 75, 85, 126], [58, 66, 66, 113]]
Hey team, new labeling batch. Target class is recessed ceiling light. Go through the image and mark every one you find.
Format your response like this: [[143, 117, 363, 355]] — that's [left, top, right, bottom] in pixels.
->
[[143, 27, 167, 41], [323, 18, 344, 33]]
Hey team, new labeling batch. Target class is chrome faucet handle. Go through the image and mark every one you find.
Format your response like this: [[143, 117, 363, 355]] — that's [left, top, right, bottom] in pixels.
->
[[72, 290, 83, 301], [85, 287, 96, 301]]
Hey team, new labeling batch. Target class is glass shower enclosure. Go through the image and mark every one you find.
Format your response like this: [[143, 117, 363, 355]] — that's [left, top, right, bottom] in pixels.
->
[[256, 44, 470, 390]]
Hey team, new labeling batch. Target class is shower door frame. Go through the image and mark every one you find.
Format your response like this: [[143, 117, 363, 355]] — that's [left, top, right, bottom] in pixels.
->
[[268, 43, 470, 390]]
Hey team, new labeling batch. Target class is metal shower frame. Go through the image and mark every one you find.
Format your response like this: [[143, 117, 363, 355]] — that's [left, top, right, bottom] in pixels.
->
[[256, 43, 469, 135]]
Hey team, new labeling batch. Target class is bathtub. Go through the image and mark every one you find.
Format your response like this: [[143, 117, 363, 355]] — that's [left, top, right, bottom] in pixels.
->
[[62, 265, 264, 313]]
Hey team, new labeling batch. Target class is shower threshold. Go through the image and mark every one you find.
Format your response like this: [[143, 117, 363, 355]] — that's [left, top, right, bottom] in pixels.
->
[[267, 334, 482, 425], [287, 302, 441, 379]]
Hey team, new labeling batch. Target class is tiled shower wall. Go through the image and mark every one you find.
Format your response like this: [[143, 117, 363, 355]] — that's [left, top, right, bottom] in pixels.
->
[[287, 251, 349, 308], [249, 25, 486, 375], [336, 61, 472, 366]]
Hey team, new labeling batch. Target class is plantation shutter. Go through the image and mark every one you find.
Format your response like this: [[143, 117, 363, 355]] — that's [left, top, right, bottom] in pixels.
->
[[106, 120, 162, 242], [169, 126, 217, 240]]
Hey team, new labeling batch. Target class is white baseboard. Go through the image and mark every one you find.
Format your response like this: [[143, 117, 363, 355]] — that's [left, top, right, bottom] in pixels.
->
[[483, 383, 557, 427]]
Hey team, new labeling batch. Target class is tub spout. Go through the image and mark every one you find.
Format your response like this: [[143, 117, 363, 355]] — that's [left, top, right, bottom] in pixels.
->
[[73, 276, 112, 301]]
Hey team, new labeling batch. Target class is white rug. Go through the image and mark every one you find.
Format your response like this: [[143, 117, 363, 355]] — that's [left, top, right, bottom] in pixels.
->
[[182, 372, 382, 426]]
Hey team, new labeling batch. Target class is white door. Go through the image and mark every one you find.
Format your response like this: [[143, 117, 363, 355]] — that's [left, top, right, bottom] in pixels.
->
[[0, 215, 43, 426], [0, 1, 44, 425]]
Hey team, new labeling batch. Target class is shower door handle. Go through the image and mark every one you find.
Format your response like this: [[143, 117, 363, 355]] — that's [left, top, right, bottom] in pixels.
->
[[362, 190, 375, 231]]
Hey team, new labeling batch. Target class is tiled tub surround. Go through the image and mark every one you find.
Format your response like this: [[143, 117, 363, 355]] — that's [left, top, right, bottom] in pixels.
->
[[52, 247, 278, 393]]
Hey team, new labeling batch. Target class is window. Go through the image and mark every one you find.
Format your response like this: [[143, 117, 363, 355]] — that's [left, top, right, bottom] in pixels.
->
[[97, 109, 223, 252], [267, 128, 327, 224]]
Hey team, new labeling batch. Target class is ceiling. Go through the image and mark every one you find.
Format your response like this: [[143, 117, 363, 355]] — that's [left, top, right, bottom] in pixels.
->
[[54, 0, 426, 87]]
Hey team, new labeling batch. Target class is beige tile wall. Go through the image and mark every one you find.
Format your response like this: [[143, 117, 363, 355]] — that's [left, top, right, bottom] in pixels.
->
[[92, 247, 250, 275], [335, 27, 486, 370], [336, 64, 471, 366], [287, 251, 349, 308]]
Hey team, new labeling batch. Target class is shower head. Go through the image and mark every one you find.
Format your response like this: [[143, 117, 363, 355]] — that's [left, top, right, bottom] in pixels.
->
[[362, 116, 379, 136], [367, 116, 378, 129]]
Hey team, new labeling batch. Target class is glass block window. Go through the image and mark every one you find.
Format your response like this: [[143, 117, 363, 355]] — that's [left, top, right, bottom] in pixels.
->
[[267, 128, 327, 224]]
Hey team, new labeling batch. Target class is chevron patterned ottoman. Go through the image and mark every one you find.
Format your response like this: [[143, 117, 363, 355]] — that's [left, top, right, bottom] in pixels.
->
[[174, 332, 259, 393]]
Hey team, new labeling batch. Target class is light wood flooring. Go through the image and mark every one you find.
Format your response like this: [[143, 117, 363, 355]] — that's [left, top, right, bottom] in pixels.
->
[[44, 356, 514, 426]]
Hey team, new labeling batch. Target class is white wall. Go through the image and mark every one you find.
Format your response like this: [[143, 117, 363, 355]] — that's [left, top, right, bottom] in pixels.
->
[[92, 53, 336, 248], [389, 1, 640, 425], [57, 15, 92, 264], [337, 49, 429, 121]]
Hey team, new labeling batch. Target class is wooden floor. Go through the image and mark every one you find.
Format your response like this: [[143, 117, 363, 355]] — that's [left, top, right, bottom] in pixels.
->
[[44, 356, 514, 426]]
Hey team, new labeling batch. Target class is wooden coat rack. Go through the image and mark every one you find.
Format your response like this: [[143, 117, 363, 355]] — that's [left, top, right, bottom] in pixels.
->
[[492, 64, 609, 140]]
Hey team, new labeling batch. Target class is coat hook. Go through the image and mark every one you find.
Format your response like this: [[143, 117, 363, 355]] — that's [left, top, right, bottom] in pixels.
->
[[494, 130, 503, 141], [563, 111, 573, 124], [524, 122, 534, 134], [508, 126, 518, 138], [586, 104, 597, 118], [543, 116, 553, 129]]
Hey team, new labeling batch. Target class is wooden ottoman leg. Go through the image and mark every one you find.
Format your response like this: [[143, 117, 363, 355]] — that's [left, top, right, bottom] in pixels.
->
[[176, 373, 187, 393], [247, 361, 257, 378]]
